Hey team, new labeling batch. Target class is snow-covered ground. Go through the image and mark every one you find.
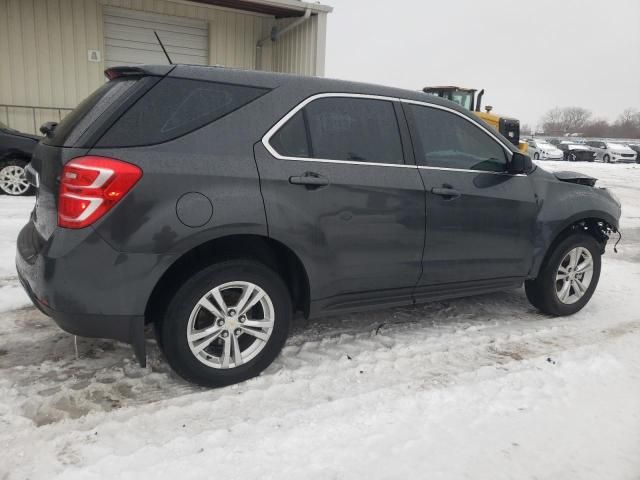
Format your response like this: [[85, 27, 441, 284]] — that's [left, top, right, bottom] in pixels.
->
[[1, 161, 639, 479]]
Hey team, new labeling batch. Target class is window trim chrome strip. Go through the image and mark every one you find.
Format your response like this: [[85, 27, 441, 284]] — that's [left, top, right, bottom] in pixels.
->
[[261, 91, 519, 173]]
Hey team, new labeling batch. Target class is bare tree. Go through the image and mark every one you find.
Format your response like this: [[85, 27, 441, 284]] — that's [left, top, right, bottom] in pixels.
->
[[541, 107, 564, 134], [541, 107, 591, 135], [561, 107, 591, 133], [614, 108, 640, 138], [541, 106, 640, 138], [521, 123, 532, 136], [581, 119, 611, 138], [617, 107, 638, 125]]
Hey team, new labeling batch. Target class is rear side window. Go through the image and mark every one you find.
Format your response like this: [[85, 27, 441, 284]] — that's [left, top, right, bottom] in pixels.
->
[[269, 97, 404, 164], [97, 78, 268, 147], [408, 104, 507, 172], [43, 78, 138, 147]]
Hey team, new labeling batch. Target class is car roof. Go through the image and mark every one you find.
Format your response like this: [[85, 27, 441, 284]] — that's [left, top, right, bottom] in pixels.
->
[[111, 64, 476, 115]]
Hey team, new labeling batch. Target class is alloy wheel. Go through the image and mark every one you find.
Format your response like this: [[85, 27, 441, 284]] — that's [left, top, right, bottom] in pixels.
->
[[0, 165, 30, 195], [186, 281, 274, 369], [555, 247, 594, 305]]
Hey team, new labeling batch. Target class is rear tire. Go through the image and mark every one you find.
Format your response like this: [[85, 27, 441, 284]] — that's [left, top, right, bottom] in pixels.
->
[[0, 159, 34, 196], [160, 259, 291, 387], [525, 233, 601, 316]]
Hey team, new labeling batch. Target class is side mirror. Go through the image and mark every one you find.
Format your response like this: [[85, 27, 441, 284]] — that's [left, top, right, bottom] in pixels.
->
[[509, 152, 533, 174]]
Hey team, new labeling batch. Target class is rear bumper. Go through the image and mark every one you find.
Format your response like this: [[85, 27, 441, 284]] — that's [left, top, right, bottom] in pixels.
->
[[16, 220, 177, 366], [17, 270, 146, 364]]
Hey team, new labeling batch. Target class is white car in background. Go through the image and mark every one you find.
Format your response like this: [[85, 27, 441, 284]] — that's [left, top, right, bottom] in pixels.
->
[[585, 140, 637, 163], [526, 139, 564, 160]]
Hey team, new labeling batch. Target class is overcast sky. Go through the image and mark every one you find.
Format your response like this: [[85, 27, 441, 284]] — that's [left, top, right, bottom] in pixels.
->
[[324, 0, 640, 129]]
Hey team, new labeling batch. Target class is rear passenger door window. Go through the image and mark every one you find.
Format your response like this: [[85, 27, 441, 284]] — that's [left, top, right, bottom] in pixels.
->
[[305, 97, 403, 164], [407, 104, 508, 172], [269, 96, 404, 165]]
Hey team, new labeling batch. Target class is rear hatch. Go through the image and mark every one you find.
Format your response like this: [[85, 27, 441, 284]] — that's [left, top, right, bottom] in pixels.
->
[[29, 66, 173, 240]]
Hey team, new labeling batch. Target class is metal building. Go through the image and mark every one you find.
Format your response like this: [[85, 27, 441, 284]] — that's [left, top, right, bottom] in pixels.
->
[[0, 0, 332, 133]]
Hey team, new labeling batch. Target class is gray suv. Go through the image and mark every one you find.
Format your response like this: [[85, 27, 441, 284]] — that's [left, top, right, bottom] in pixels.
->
[[17, 65, 621, 387]]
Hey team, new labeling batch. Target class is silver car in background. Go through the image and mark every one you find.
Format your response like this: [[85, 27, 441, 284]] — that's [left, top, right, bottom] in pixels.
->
[[585, 140, 637, 163], [526, 139, 564, 160]]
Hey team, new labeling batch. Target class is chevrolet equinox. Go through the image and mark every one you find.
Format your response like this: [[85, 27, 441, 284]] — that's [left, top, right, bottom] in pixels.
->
[[17, 65, 621, 387]]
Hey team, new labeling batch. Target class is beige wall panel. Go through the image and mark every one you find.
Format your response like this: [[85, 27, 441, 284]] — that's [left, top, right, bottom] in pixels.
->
[[272, 14, 322, 76], [0, 1, 13, 104], [0, 0, 327, 133]]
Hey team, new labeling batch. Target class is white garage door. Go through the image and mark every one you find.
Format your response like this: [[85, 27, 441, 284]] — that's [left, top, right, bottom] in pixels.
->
[[103, 6, 208, 69]]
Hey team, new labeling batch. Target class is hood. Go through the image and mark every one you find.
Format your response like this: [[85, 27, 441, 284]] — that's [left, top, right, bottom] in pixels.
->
[[539, 144, 561, 153], [607, 143, 633, 153], [567, 144, 590, 151], [554, 170, 597, 187]]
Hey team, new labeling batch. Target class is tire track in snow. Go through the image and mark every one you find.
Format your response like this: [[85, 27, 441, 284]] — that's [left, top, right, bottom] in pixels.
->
[[2, 314, 639, 479]]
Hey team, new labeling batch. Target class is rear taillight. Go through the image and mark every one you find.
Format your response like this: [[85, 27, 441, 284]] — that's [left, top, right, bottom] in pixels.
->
[[58, 156, 142, 229]]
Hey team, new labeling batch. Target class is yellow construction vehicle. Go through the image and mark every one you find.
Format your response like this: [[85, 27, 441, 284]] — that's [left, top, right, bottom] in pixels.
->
[[423, 86, 528, 154]]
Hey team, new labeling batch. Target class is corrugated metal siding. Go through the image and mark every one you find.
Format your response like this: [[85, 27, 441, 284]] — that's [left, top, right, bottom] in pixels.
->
[[103, 6, 208, 68], [0, 0, 327, 134], [272, 13, 327, 76], [0, 0, 104, 133]]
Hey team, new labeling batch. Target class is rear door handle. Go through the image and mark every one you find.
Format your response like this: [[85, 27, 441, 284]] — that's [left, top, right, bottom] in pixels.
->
[[431, 186, 461, 200], [289, 173, 329, 189]]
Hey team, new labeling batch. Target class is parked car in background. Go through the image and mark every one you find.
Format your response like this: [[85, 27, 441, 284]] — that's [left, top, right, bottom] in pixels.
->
[[627, 143, 640, 163], [526, 139, 563, 160], [0, 121, 41, 196], [585, 140, 637, 163], [557, 143, 597, 162], [17, 65, 621, 387]]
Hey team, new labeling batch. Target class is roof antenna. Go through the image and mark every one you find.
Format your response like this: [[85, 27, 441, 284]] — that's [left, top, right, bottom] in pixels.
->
[[154, 31, 173, 65]]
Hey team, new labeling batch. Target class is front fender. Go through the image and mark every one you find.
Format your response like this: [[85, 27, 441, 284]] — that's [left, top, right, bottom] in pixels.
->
[[529, 168, 621, 277]]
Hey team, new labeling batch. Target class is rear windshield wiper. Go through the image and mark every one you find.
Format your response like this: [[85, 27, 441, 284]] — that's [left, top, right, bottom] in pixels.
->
[[39, 121, 58, 137]]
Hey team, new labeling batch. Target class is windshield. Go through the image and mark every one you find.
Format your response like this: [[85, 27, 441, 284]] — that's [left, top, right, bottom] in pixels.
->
[[449, 91, 474, 110], [427, 89, 475, 110]]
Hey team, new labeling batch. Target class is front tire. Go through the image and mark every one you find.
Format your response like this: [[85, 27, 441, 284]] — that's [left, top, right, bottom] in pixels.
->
[[603, 154, 610, 163], [525, 233, 601, 316], [533, 152, 540, 160], [0, 159, 34, 196], [160, 260, 292, 387]]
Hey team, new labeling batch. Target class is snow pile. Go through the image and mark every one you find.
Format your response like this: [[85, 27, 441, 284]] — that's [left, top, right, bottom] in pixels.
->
[[0, 162, 639, 479]]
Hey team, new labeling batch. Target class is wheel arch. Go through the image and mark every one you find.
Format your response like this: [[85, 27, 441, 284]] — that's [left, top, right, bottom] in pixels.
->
[[531, 212, 617, 278], [0, 150, 32, 164], [145, 234, 311, 327]]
